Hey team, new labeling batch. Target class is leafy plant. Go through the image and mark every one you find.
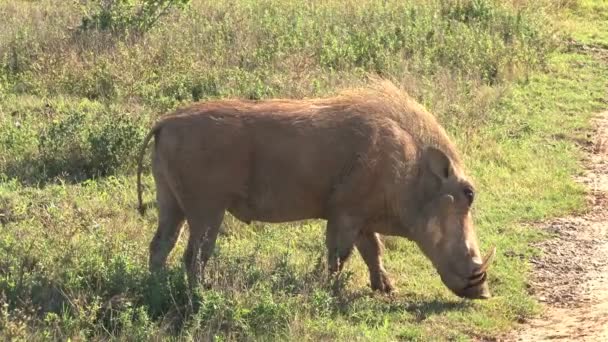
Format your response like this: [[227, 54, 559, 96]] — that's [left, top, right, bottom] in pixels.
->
[[79, 0, 191, 35], [88, 114, 147, 177]]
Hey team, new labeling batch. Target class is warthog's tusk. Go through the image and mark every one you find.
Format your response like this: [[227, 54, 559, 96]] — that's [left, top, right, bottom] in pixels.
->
[[478, 246, 496, 274]]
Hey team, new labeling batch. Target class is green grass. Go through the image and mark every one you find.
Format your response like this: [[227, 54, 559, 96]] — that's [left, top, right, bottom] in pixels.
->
[[1, 0, 607, 340], [554, 0, 608, 47]]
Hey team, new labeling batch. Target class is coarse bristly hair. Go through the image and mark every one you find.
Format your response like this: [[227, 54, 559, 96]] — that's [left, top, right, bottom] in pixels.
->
[[314, 78, 463, 167]]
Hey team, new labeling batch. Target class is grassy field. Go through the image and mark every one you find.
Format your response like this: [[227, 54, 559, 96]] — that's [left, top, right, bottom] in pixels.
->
[[1, 0, 607, 340]]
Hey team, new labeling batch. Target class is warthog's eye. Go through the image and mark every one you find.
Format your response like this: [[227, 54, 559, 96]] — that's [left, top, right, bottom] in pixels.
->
[[463, 187, 474, 206]]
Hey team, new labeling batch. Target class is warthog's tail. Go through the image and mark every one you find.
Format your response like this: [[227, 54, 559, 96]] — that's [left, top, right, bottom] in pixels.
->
[[137, 122, 162, 216]]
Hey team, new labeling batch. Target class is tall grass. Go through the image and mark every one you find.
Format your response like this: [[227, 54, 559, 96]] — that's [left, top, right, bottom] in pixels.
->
[[2, 0, 550, 101]]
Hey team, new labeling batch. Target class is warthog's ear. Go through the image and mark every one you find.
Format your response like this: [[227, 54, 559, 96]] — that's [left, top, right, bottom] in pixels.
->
[[424, 146, 453, 181]]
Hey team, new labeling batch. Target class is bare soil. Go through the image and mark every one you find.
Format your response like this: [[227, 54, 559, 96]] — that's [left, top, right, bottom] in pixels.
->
[[506, 111, 608, 341]]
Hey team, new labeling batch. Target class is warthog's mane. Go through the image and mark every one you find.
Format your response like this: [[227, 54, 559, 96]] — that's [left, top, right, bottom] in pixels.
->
[[312, 79, 462, 166]]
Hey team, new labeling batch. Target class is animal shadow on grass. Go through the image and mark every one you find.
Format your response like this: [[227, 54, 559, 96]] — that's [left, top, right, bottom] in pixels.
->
[[2, 157, 92, 187], [404, 299, 473, 322], [303, 252, 471, 320], [136, 268, 195, 334], [331, 288, 472, 322], [2, 154, 141, 188]]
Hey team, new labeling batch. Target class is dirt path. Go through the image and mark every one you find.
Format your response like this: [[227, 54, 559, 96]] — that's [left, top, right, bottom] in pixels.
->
[[507, 111, 608, 341]]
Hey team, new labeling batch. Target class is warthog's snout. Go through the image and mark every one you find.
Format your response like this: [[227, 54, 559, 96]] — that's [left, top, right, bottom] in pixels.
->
[[443, 246, 496, 300], [455, 273, 491, 299]]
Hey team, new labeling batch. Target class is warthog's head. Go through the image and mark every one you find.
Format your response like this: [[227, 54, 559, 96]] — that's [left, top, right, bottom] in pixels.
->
[[412, 147, 495, 300]]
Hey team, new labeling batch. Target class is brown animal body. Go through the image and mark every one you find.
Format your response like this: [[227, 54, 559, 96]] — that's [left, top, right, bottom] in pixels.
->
[[137, 80, 495, 299]]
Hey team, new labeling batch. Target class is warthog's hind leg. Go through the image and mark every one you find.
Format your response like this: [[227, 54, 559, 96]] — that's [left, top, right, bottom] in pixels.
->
[[325, 215, 362, 275], [183, 207, 225, 289], [149, 175, 185, 272], [356, 232, 394, 293]]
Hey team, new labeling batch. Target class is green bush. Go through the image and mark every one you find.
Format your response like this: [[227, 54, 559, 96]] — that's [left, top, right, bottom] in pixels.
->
[[88, 114, 147, 177], [39, 111, 92, 180], [79, 0, 191, 35], [0, 104, 148, 184]]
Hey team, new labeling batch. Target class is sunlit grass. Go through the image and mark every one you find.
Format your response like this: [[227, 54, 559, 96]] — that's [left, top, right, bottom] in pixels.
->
[[1, 0, 607, 340]]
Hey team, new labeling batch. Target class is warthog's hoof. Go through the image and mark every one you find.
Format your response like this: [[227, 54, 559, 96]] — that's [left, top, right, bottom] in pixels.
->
[[371, 274, 394, 293]]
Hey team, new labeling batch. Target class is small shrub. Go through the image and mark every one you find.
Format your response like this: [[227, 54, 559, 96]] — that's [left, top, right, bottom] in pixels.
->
[[243, 293, 290, 335], [39, 111, 92, 181], [35, 109, 148, 182], [79, 0, 191, 36], [88, 114, 147, 177]]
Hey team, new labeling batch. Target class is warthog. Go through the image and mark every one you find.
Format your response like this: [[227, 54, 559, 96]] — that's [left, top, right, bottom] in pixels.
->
[[137, 80, 495, 299]]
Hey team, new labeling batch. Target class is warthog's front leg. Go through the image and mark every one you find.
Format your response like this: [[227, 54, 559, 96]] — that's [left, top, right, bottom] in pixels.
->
[[325, 215, 362, 275], [356, 231, 394, 293]]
